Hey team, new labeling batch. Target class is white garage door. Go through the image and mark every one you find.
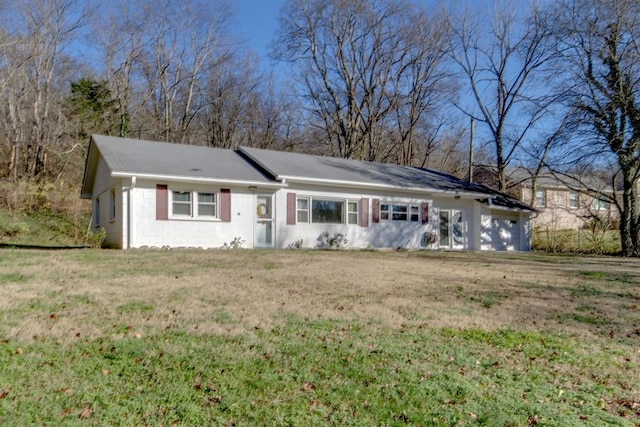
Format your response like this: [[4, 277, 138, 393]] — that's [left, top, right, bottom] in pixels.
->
[[491, 215, 520, 251]]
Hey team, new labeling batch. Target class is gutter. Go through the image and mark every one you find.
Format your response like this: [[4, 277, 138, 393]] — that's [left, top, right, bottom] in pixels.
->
[[277, 175, 490, 198], [111, 172, 287, 189]]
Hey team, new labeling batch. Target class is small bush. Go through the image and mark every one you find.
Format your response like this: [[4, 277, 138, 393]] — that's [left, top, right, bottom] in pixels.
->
[[316, 231, 348, 249], [287, 239, 304, 249], [221, 237, 245, 249], [86, 227, 106, 248]]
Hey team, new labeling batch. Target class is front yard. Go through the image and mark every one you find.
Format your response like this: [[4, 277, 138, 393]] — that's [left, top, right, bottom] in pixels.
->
[[0, 248, 638, 425]]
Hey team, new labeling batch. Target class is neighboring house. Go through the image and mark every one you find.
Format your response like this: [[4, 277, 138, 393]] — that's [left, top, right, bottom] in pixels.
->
[[473, 166, 619, 230], [81, 135, 535, 251]]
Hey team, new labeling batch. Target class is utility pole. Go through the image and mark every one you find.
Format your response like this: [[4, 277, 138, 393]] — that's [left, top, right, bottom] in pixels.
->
[[468, 117, 474, 182]]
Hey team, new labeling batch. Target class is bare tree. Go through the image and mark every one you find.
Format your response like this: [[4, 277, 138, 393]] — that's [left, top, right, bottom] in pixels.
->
[[551, 0, 640, 256], [0, 0, 88, 181], [273, 0, 452, 163], [94, 0, 232, 143], [446, 2, 559, 191]]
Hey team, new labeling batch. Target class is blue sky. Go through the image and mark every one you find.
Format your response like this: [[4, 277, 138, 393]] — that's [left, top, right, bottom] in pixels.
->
[[231, 0, 286, 59]]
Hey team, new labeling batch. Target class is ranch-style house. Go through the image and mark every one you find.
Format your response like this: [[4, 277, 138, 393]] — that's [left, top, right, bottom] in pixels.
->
[[81, 135, 535, 250]]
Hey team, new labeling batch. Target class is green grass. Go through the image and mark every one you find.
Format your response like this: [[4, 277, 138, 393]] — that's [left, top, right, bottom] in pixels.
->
[[0, 319, 636, 426], [0, 209, 89, 247], [0, 248, 638, 425]]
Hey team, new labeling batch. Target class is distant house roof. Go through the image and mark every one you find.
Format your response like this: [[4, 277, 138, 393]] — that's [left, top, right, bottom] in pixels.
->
[[473, 165, 613, 194], [81, 135, 534, 212]]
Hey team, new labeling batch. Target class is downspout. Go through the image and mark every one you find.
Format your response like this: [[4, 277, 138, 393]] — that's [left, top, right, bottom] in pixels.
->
[[129, 176, 136, 249], [122, 176, 136, 249]]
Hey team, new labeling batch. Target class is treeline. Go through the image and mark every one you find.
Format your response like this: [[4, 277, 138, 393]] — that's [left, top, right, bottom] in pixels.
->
[[1, 0, 640, 255]]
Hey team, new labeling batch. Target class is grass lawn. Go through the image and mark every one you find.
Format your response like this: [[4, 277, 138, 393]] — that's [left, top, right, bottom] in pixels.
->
[[0, 249, 639, 426]]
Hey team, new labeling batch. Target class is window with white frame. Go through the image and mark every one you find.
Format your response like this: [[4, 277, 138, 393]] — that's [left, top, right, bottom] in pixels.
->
[[569, 192, 579, 209], [171, 190, 217, 218], [296, 196, 362, 224], [197, 193, 216, 217], [535, 190, 546, 208], [109, 189, 116, 220], [347, 200, 358, 225], [392, 205, 408, 220], [297, 197, 309, 223], [410, 205, 419, 222], [380, 203, 420, 222], [380, 203, 391, 220]]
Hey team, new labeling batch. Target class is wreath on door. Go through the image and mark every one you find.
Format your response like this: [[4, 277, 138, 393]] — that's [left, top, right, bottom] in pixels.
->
[[257, 203, 268, 218]]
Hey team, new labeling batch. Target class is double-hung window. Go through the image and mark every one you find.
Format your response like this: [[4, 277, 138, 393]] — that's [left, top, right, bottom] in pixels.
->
[[535, 190, 546, 208], [569, 192, 578, 209], [347, 201, 358, 225], [297, 197, 310, 223], [171, 191, 217, 218], [197, 193, 216, 217], [380, 203, 391, 220], [410, 206, 419, 222]]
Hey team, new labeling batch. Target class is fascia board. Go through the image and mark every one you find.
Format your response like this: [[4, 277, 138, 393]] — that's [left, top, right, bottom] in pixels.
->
[[279, 175, 489, 198], [110, 171, 287, 189]]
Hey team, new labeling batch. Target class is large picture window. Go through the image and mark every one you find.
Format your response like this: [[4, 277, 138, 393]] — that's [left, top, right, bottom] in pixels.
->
[[295, 196, 364, 225], [312, 199, 344, 224], [172, 190, 217, 218]]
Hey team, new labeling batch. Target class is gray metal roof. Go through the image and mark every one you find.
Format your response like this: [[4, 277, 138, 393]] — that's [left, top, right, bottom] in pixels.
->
[[240, 146, 479, 193], [239, 146, 534, 211], [91, 135, 274, 183], [81, 135, 533, 211]]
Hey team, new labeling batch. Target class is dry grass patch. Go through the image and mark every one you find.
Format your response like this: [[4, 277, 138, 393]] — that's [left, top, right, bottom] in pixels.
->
[[0, 248, 639, 425]]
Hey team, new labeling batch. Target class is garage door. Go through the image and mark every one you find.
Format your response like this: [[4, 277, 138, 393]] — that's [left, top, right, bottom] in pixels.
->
[[491, 215, 520, 251]]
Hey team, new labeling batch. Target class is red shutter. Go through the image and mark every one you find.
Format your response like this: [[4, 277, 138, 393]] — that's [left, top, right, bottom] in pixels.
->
[[360, 198, 369, 227], [220, 189, 231, 222], [421, 202, 429, 224], [287, 193, 296, 225], [156, 184, 168, 220], [372, 198, 380, 223]]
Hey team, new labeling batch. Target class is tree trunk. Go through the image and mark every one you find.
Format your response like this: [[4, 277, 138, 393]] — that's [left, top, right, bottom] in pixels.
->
[[620, 165, 639, 256]]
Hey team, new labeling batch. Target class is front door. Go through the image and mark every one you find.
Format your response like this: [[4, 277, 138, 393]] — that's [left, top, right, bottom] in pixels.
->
[[439, 209, 464, 249], [255, 194, 274, 248]]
